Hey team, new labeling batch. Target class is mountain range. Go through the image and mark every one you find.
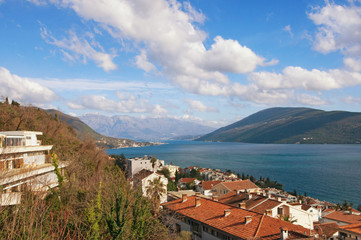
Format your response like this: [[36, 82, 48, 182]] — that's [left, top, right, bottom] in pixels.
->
[[196, 107, 361, 144], [46, 109, 159, 149], [79, 114, 215, 141]]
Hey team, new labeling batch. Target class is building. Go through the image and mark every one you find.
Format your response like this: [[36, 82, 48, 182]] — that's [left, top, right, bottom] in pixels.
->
[[162, 195, 312, 240], [338, 223, 361, 240], [163, 164, 180, 178], [321, 211, 361, 226], [178, 178, 200, 189], [219, 192, 315, 230], [314, 223, 339, 240], [132, 169, 168, 203], [196, 180, 222, 196], [211, 179, 260, 197], [127, 155, 165, 177], [0, 131, 66, 206]]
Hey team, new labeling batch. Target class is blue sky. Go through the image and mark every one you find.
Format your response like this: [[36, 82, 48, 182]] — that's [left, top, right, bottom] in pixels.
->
[[1, 0, 361, 127]]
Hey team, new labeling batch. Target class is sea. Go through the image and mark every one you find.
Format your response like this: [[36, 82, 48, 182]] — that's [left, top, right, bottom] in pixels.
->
[[107, 141, 361, 206]]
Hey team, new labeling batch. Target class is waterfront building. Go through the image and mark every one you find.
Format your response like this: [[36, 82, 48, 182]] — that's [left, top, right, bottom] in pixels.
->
[[0, 131, 66, 206], [196, 180, 222, 196], [338, 223, 361, 240], [211, 179, 260, 197], [321, 211, 361, 226]]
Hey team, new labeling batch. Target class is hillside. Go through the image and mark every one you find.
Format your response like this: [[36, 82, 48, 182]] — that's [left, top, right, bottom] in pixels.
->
[[196, 107, 361, 144], [80, 114, 215, 141], [45, 109, 159, 149]]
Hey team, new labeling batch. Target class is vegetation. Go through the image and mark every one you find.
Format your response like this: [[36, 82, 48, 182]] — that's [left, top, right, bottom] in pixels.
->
[[197, 107, 361, 144], [0, 101, 172, 239]]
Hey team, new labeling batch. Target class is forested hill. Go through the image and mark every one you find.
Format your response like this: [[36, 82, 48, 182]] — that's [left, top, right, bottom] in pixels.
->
[[196, 107, 361, 144], [46, 109, 157, 149]]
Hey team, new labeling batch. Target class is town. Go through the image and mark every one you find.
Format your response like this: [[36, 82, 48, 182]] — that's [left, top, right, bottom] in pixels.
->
[[1, 131, 361, 240]]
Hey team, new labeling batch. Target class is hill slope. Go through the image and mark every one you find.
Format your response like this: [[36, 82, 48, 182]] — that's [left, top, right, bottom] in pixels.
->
[[80, 114, 215, 141], [46, 109, 159, 149], [196, 107, 361, 144]]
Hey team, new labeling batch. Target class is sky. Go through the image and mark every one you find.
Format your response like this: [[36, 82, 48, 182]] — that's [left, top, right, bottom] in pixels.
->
[[1, 0, 361, 127]]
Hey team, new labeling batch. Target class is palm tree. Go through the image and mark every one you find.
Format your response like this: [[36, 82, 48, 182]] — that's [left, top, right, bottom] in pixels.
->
[[146, 176, 166, 215], [278, 214, 297, 223]]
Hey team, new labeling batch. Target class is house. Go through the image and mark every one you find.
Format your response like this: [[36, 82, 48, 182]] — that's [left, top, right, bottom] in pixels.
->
[[321, 211, 361, 226], [211, 179, 260, 197], [126, 155, 165, 177], [314, 222, 339, 240], [0, 131, 67, 206], [162, 195, 312, 240], [219, 192, 315, 229], [132, 169, 168, 204], [195, 180, 222, 196], [178, 178, 200, 189], [162, 164, 180, 178], [339, 223, 361, 240]]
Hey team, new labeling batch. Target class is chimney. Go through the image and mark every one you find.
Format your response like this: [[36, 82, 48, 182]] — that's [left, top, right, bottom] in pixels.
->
[[224, 209, 231, 217], [212, 196, 218, 202], [244, 216, 252, 224], [246, 193, 252, 200], [182, 194, 188, 202], [239, 202, 246, 209], [280, 227, 289, 240], [277, 197, 282, 202], [234, 189, 240, 195], [195, 197, 201, 207], [268, 194, 272, 199], [265, 209, 272, 216]]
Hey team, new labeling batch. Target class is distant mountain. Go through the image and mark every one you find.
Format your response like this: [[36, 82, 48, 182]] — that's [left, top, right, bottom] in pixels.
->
[[196, 107, 361, 144], [46, 110, 159, 149], [79, 114, 215, 141]]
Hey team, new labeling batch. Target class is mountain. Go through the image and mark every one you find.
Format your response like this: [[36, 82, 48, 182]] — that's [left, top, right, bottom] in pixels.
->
[[196, 107, 361, 144], [46, 110, 159, 149], [79, 114, 215, 141]]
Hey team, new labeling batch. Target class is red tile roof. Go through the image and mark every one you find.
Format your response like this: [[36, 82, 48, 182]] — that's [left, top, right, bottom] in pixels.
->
[[133, 169, 153, 180], [163, 196, 311, 239], [218, 179, 259, 191], [201, 180, 222, 190], [178, 178, 196, 184], [339, 223, 361, 235], [323, 211, 361, 224], [314, 223, 339, 238], [249, 198, 282, 214]]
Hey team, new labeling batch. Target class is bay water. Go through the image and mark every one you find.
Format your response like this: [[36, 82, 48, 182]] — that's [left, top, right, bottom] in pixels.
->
[[107, 141, 361, 206]]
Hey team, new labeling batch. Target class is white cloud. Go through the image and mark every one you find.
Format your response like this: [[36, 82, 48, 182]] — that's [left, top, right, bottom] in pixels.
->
[[67, 93, 164, 114], [42, 0, 273, 95], [249, 66, 361, 91], [342, 95, 361, 104], [186, 99, 218, 112], [283, 25, 294, 38], [296, 94, 328, 106], [0, 67, 57, 104], [41, 28, 117, 71], [309, 2, 361, 70]]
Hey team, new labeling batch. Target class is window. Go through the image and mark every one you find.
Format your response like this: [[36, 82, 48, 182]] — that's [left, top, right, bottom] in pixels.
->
[[277, 207, 283, 216], [175, 224, 181, 233]]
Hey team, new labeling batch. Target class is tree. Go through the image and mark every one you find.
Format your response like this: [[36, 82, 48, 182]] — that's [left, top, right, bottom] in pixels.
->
[[150, 157, 157, 172], [158, 168, 170, 179], [357, 204, 361, 212], [279, 215, 297, 223], [146, 177, 166, 215], [190, 168, 201, 180], [342, 200, 350, 211]]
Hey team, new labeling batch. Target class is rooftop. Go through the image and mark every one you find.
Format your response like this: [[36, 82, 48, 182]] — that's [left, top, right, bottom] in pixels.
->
[[339, 223, 361, 235], [217, 179, 259, 191], [163, 196, 311, 239], [201, 180, 222, 190], [323, 211, 361, 224]]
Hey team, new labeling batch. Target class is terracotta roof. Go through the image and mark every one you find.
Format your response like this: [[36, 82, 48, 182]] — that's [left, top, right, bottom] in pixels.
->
[[218, 191, 249, 206], [249, 198, 282, 214], [301, 205, 313, 211], [163, 196, 310, 239], [218, 179, 259, 191], [314, 223, 339, 238], [201, 180, 222, 190], [339, 223, 361, 235], [323, 211, 361, 224], [178, 178, 196, 184], [133, 169, 153, 180]]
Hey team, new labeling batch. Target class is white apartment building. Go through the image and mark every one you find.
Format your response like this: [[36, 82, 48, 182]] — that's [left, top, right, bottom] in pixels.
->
[[162, 164, 180, 178], [127, 155, 164, 177], [0, 131, 67, 206]]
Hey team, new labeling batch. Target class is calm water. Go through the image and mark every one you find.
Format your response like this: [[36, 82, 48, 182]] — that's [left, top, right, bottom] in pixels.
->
[[107, 141, 361, 206]]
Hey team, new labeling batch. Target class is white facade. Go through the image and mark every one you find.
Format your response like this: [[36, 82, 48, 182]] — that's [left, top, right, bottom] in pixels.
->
[[127, 155, 165, 176], [133, 170, 168, 204], [163, 164, 179, 178], [0, 131, 66, 206]]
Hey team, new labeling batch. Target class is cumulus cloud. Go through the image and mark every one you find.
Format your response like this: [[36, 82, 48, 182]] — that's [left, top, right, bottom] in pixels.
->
[[309, 2, 361, 70], [249, 66, 361, 91], [186, 99, 218, 112], [41, 28, 117, 71], [67, 92, 165, 114], [0, 67, 57, 104], [40, 0, 273, 95]]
